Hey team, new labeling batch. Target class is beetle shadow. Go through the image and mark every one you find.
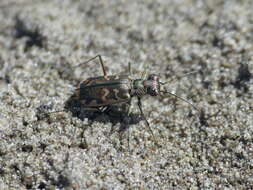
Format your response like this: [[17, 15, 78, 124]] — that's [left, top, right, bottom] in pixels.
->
[[64, 96, 143, 134]]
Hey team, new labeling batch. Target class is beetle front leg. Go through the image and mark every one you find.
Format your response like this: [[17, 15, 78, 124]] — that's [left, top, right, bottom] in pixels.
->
[[137, 98, 157, 144], [122, 100, 132, 116], [120, 100, 132, 151]]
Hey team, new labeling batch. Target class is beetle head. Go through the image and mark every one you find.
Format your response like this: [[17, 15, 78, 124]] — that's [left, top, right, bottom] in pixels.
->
[[142, 72, 200, 112], [144, 74, 160, 96]]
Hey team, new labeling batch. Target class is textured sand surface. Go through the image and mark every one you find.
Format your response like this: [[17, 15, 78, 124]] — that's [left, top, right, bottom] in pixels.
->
[[0, 0, 253, 189]]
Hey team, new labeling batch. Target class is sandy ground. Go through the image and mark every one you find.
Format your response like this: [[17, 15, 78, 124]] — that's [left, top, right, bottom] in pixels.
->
[[0, 0, 253, 189]]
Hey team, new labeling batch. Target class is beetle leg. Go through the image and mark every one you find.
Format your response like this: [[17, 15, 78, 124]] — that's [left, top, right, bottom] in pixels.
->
[[128, 62, 132, 76], [74, 55, 107, 77], [99, 106, 109, 112], [127, 124, 131, 151], [126, 100, 132, 116], [97, 55, 107, 77], [119, 101, 132, 151], [119, 100, 131, 116], [141, 64, 148, 79], [127, 100, 132, 151], [137, 98, 157, 143]]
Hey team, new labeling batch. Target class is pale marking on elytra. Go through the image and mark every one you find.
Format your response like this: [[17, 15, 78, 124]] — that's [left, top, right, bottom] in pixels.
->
[[114, 88, 130, 100], [101, 88, 110, 102], [104, 75, 110, 80], [113, 89, 120, 100]]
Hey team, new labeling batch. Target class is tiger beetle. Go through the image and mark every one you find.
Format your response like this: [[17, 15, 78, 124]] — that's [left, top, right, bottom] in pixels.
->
[[68, 55, 199, 143]]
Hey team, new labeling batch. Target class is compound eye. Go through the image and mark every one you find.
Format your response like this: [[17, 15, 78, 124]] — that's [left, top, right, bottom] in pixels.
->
[[147, 87, 159, 96], [148, 74, 159, 81]]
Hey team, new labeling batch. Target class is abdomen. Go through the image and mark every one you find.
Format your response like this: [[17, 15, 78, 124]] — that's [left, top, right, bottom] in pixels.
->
[[74, 75, 132, 107]]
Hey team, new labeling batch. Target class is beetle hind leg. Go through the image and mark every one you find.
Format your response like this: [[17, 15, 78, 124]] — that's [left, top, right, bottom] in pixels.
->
[[73, 55, 108, 77]]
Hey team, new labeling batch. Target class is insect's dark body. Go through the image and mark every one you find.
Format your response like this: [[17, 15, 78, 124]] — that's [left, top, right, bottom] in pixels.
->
[[75, 75, 132, 108], [67, 55, 198, 142]]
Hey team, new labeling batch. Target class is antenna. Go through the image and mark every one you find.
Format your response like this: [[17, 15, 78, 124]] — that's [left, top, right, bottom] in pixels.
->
[[160, 90, 199, 112], [160, 70, 199, 85]]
